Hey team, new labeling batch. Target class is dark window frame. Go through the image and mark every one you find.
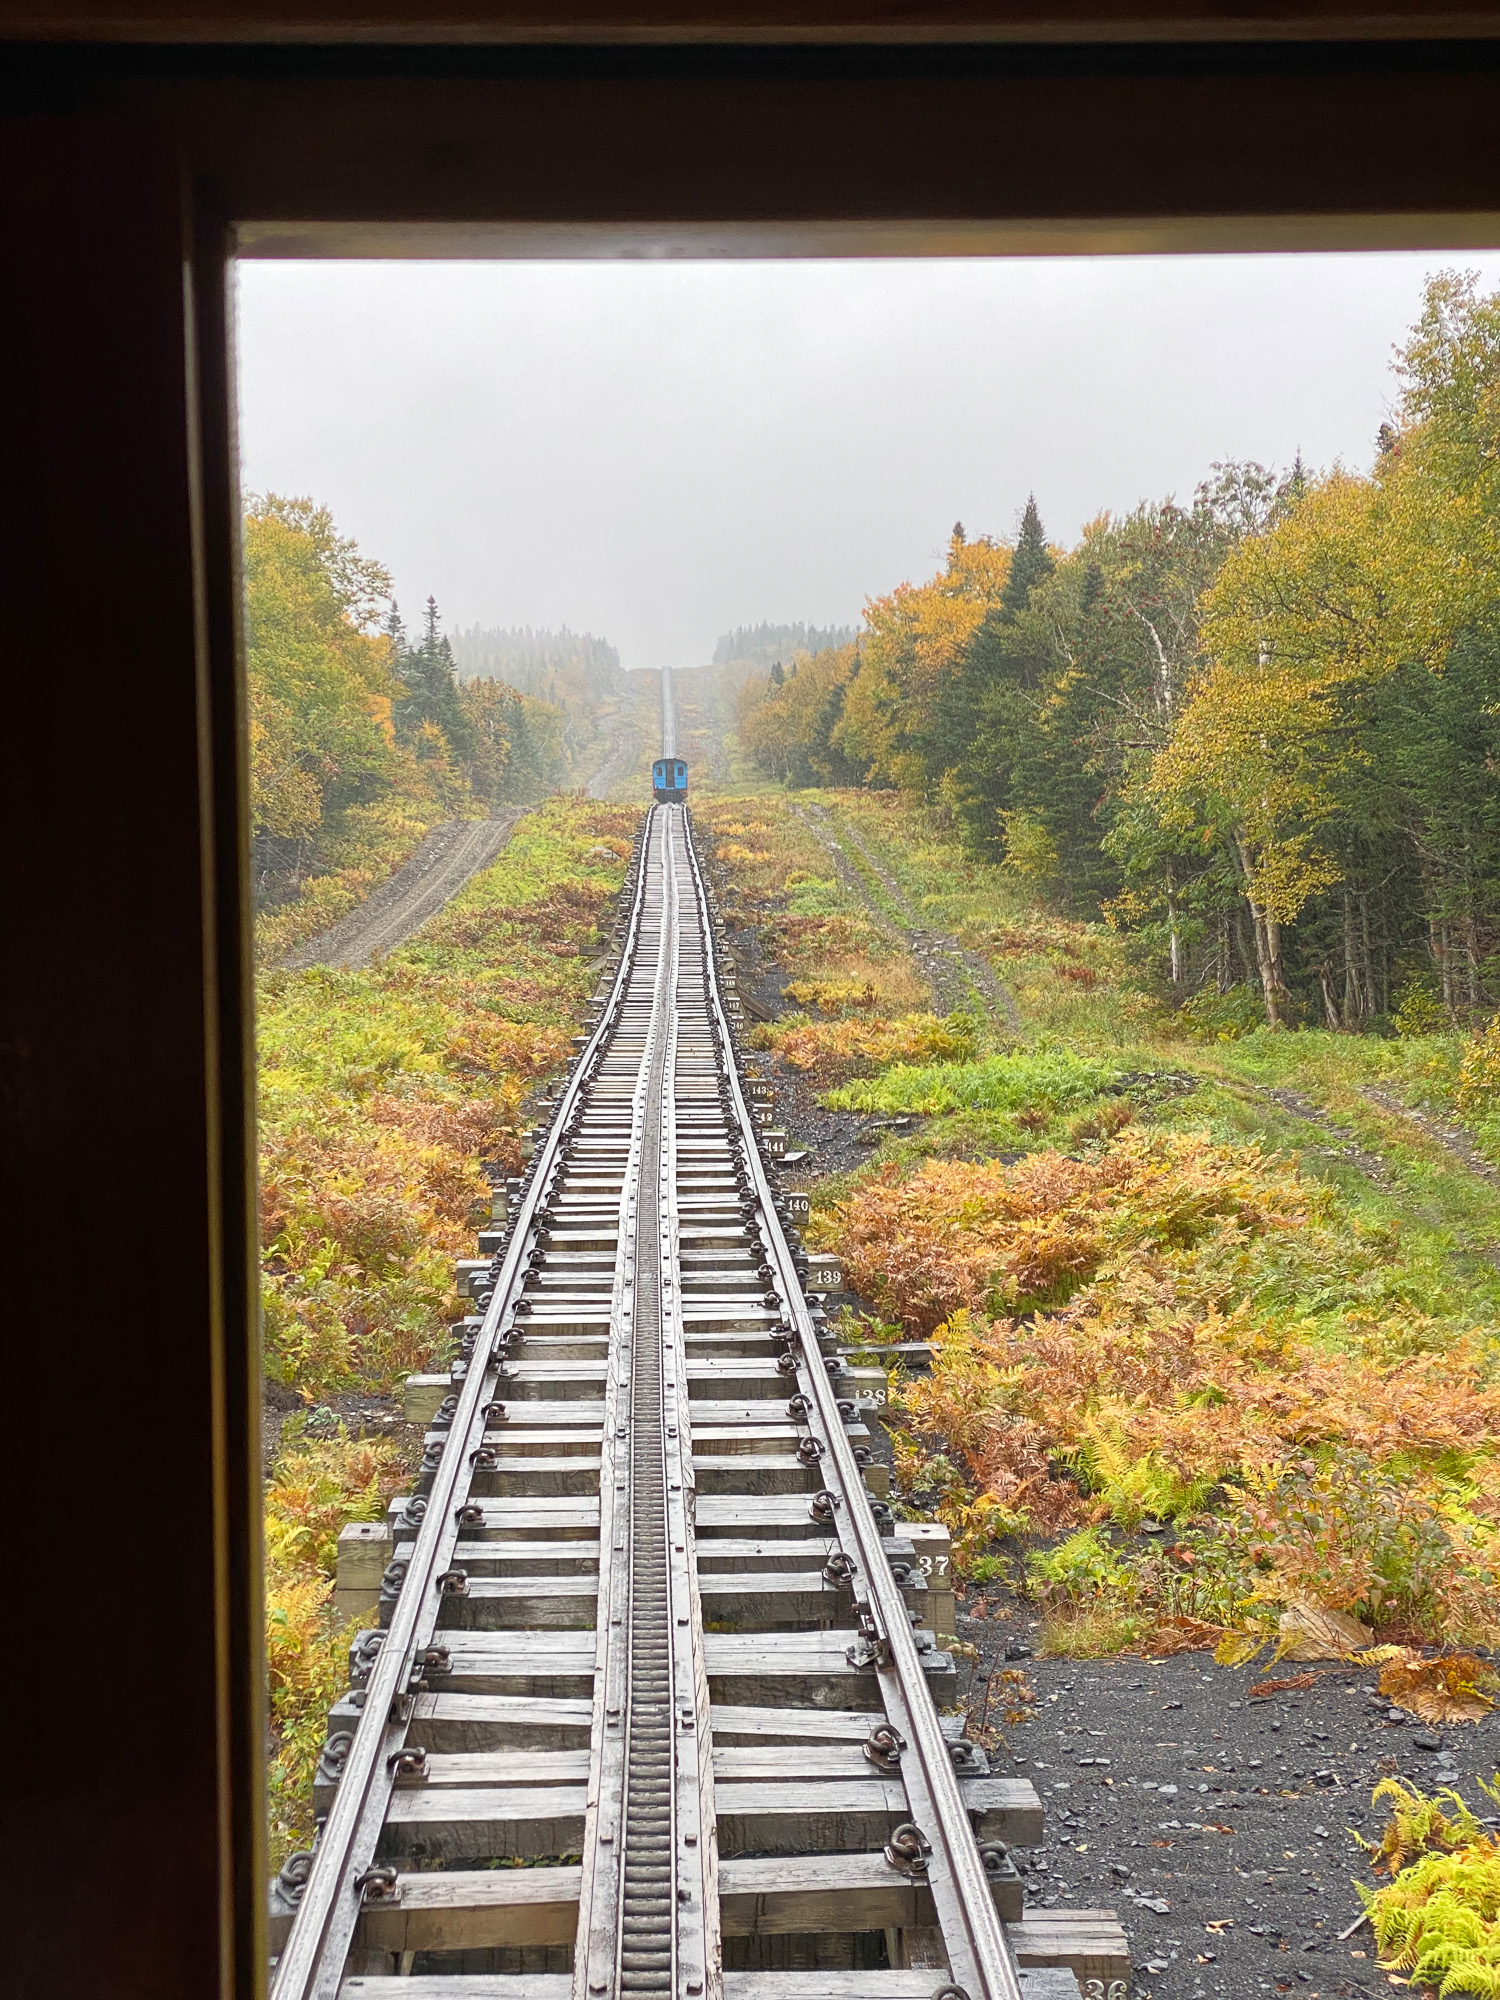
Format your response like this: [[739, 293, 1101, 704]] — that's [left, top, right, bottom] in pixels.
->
[[3, 38, 1498, 1998]]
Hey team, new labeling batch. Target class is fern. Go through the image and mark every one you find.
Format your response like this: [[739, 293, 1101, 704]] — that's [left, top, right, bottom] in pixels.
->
[[1363, 1850, 1500, 1997], [1070, 1410, 1216, 1527], [1348, 1777, 1500, 1996], [1358, 1778, 1487, 1875], [1026, 1525, 1131, 1596]]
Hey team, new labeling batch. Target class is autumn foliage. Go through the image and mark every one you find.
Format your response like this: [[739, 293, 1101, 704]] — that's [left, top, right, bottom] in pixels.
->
[[757, 1011, 976, 1086], [264, 1428, 407, 1859], [258, 797, 634, 1396], [825, 1129, 1315, 1328], [257, 797, 635, 1857], [738, 274, 1500, 1031], [821, 1129, 1500, 1647]]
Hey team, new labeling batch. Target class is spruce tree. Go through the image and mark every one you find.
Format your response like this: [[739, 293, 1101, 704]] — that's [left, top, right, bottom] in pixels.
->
[[394, 596, 477, 761], [1000, 494, 1054, 620], [385, 599, 409, 671]]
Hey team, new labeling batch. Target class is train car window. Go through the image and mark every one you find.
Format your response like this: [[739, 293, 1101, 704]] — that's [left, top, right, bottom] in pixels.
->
[[14, 45, 1497, 1998]]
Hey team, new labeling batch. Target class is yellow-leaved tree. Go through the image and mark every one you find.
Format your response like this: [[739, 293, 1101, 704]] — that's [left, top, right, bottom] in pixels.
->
[[244, 495, 408, 874], [834, 526, 1011, 787], [1146, 473, 1393, 1021], [1148, 354, 1498, 1027], [736, 642, 865, 788]]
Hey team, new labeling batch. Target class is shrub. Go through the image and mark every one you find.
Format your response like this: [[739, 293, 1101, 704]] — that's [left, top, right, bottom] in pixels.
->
[[1397, 979, 1453, 1039], [839, 1126, 1500, 1647], [1177, 983, 1266, 1041], [1236, 1453, 1454, 1631]]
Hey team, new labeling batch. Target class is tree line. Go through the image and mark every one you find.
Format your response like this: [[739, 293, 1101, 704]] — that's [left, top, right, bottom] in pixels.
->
[[449, 624, 624, 775], [245, 495, 569, 907], [714, 620, 859, 670], [739, 272, 1500, 1031]]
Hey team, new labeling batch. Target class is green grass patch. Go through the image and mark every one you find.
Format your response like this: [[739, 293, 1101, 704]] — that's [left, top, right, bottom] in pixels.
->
[[826, 1044, 1122, 1117]]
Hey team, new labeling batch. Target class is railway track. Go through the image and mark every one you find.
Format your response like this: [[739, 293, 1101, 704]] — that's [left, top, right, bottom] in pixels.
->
[[268, 801, 1102, 2000]]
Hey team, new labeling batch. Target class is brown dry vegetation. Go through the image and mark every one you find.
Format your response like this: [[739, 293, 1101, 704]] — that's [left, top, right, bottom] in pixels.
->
[[753, 1012, 975, 1087], [815, 1131, 1500, 1652], [258, 795, 635, 1859]]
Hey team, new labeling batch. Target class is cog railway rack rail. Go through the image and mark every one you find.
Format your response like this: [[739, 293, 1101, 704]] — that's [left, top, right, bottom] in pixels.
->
[[268, 793, 1128, 2000]]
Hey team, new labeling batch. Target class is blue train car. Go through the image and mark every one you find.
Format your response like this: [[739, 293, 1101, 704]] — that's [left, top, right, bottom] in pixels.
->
[[652, 757, 688, 804]]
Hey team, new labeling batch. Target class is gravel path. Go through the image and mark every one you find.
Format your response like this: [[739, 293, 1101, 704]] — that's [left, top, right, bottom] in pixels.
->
[[1360, 1084, 1500, 1188], [1235, 1081, 1500, 1270], [1242, 1085, 1401, 1195], [280, 813, 520, 971], [945, 1612, 1500, 2000]]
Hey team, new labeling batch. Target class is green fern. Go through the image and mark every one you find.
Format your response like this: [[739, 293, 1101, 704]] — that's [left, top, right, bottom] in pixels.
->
[[1066, 1416, 1215, 1530], [1025, 1525, 1130, 1596], [1358, 1777, 1487, 1875], [1358, 1780, 1500, 1998]]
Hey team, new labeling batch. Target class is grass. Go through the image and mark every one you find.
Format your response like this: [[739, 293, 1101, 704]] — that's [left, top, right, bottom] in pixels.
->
[[825, 1044, 1123, 1118], [1037, 1603, 1147, 1658], [255, 791, 463, 967], [693, 793, 928, 1003], [257, 795, 635, 1397]]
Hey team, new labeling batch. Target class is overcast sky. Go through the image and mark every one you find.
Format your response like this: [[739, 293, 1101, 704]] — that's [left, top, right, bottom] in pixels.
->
[[236, 252, 1500, 673]]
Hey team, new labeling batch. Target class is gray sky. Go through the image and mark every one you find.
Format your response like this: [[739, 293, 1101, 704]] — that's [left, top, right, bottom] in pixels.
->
[[236, 252, 1500, 673]]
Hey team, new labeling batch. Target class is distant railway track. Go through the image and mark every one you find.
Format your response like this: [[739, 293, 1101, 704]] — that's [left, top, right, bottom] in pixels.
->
[[267, 800, 1093, 2000]]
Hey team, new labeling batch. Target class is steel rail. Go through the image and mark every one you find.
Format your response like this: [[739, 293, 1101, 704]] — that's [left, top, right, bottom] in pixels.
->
[[273, 792, 1023, 2000], [659, 834, 721, 2000], [271, 822, 656, 2000], [680, 809, 1025, 2000], [573, 846, 661, 1995], [660, 665, 675, 760], [573, 808, 717, 2000]]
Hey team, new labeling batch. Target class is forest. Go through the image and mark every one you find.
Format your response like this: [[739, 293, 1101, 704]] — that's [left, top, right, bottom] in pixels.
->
[[244, 494, 577, 957], [714, 619, 860, 669], [738, 272, 1500, 1039]]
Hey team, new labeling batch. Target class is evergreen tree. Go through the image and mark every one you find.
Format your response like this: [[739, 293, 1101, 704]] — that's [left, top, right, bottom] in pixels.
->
[[1000, 495, 1054, 620], [393, 595, 476, 761], [385, 598, 408, 658], [920, 501, 1057, 857]]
